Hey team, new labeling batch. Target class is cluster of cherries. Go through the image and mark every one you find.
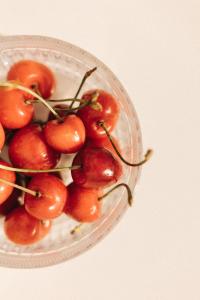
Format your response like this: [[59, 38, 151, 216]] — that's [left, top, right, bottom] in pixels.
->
[[0, 60, 152, 246]]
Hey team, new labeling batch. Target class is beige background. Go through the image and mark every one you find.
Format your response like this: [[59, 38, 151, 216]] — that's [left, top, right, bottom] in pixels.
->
[[1, 0, 200, 299]]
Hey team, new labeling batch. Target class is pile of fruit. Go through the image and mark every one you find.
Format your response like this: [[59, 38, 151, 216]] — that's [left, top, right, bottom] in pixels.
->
[[0, 60, 151, 246]]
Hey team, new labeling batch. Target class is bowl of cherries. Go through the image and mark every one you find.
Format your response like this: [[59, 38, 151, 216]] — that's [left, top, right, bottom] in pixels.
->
[[0, 35, 152, 268]]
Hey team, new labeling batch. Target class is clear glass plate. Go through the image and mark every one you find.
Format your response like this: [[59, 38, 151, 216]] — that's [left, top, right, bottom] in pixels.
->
[[0, 35, 142, 268]]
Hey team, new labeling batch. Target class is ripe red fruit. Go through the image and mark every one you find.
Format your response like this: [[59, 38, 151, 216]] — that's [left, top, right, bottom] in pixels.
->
[[4, 206, 51, 245], [0, 88, 34, 129], [71, 146, 122, 189], [0, 160, 16, 205], [77, 90, 119, 139], [85, 136, 121, 160], [0, 123, 5, 151], [7, 60, 55, 99], [44, 114, 86, 154], [9, 124, 60, 173], [25, 174, 68, 220], [65, 183, 101, 222]]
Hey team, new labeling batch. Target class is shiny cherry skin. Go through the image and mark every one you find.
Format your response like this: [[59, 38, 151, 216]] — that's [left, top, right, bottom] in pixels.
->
[[65, 183, 101, 222], [44, 114, 86, 154], [25, 174, 68, 220], [0, 88, 34, 129], [77, 89, 119, 139], [85, 135, 121, 160], [4, 206, 51, 245], [0, 160, 16, 205], [48, 104, 69, 120], [71, 146, 122, 189], [0, 188, 21, 216], [9, 124, 60, 174], [7, 60, 55, 99], [0, 123, 5, 151]]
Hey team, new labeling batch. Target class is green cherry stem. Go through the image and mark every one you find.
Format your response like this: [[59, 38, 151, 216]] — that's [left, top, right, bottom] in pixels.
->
[[30, 98, 84, 104], [70, 224, 83, 235], [53, 91, 101, 113], [31, 83, 42, 97], [0, 81, 62, 121], [69, 66, 97, 109], [29, 92, 101, 113], [98, 183, 133, 206], [54, 100, 92, 112], [0, 164, 80, 174], [97, 121, 153, 167], [0, 177, 38, 197]]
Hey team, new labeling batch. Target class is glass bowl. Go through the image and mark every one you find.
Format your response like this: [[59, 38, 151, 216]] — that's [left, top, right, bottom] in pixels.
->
[[0, 35, 142, 268]]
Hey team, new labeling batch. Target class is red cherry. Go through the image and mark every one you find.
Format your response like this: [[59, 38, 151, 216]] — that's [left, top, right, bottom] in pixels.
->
[[7, 60, 55, 99], [9, 124, 60, 174], [0, 187, 21, 216], [37, 219, 52, 241], [0, 88, 34, 129], [71, 146, 122, 189], [85, 136, 121, 160], [48, 104, 69, 120], [65, 183, 101, 222], [4, 206, 51, 245], [44, 114, 86, 154], [25, 174, 68, 220], [0, 160, 16, 205], [77, 90, 119, 139], [0, 123, 5, 150]]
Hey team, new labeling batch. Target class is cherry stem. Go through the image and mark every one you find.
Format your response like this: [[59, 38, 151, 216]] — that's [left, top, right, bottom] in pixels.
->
[[30, 93, 100, 113], [70, 223, 83, 235], [0, 177, 38, 197], [54, 100, 92, 112], [0, 81, 62, 121], [52, 92, 100, 113], [99, 183, 133, 206], [0, 164, 80, 174], [97, 121, 153, 167], [69, 66, 97, 109], [31, 83, 42, 97], [30, 98, 84, 104]]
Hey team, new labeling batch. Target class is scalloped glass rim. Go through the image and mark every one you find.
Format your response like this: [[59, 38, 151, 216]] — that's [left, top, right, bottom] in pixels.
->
[[0, 35, 143, 268]]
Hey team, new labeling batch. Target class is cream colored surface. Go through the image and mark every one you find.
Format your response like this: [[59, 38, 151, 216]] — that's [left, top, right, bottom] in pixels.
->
[[0, 0, 200, 299]]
